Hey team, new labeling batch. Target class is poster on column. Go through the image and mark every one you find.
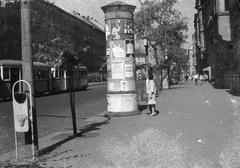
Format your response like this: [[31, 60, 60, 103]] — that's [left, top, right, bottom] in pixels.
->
[[107, 62, 112, 79], [107, 94, 122, 112], [110, 40, 125, 58], [110, 19, 124, 40], [123, 19, 134, 39], [126, 39, 134, 57], [108, 80, 136, 92], [111, 61, 124, 79], [125, 61, 134, 78], [122, 94, 137, 112], [105, 20, 111, 59]]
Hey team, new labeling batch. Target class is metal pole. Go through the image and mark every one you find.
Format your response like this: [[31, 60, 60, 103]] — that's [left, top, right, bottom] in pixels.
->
[[21, 0, 39, 155], [137, 0, 148, 75], [141, 68, 143, 100]]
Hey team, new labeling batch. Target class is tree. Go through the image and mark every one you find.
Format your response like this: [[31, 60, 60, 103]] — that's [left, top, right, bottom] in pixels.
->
[[134, 0, 189, 89], [60, 49, 79, 137]]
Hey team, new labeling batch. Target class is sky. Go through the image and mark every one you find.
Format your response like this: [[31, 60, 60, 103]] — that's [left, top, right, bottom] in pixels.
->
[[50, 0, 196, 49]]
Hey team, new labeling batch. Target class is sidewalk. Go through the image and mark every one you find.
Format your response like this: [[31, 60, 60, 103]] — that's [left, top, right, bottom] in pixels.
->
[[1, 81, 240, 168]]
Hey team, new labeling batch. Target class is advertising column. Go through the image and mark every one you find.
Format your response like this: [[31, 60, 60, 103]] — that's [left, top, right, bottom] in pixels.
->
[[101, 1, 140, 116]]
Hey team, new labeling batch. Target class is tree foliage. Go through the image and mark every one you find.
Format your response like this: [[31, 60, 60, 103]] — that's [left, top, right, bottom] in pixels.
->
[[134, 0, 189, 70], [30, 1, 75, 65], [60, 49, 79, 70]]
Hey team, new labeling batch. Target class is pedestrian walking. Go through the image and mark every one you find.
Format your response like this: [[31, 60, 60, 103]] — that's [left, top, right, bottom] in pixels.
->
[[199, 74, 204, 85], [146, 74, 157, 116], [185, 74, 189, 82], [0, 75, 5, 98], [194, 74, 199, 85], [204, 73, 208, 83]]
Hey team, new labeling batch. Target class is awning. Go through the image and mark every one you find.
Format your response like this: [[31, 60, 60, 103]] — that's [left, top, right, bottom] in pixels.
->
[[202, 66, 212, 79], [203, 66, 210, 71]]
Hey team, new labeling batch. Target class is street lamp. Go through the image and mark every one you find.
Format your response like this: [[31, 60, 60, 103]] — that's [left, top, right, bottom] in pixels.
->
[[165, 55, 168, 60], [42, 37, 60, 46], [164, 49, 170, 89], [140, 36, 149, 100], [143, 35, 149, 73], [137, 0, 149, 75], [35, 37, 61, 61]]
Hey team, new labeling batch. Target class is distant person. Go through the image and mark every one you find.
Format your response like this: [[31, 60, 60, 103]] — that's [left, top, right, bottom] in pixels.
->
[[204, 73, 208, 83], [185, 74, 189, 82], [199, 74, 204, 85], [0, 75, 5, 98], [146, 74, 157, 116], [194, 74, 199, 85]]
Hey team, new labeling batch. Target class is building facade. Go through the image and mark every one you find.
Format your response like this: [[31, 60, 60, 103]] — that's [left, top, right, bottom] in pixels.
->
[[0, 0, 105, 72], [194, 0, 239, 84], [188, 44, 196, 77]]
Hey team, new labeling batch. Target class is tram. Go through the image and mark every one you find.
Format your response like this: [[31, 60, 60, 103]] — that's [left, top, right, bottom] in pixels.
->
[[51, 65, 88, 93], [0, 59, 88, 99]]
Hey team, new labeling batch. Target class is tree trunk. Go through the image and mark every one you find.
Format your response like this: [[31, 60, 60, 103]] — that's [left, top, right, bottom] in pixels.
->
[[69, 75, 77, 137]]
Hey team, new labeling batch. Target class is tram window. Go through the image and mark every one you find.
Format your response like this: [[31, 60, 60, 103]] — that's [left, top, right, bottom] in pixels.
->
[[34, 69, 47, 79], [55, 70, 59, 78], [34, 70, 40, 79], [73, 70, 78, 78], [66, 70, 72, 77], [41, 69, 47, 79], [59, 70, 64, 78], [3, 68, 10, 80]]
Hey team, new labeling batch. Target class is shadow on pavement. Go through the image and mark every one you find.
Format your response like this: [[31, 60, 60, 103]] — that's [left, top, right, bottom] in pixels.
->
[[38, 117, 111, 157], [37, 114, 87, 120], [226, 89, 240, 97], [138, 104, 148, 112]]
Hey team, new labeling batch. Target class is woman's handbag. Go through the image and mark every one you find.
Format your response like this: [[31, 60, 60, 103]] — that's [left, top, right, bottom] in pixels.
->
[[148, 94, 156, 105]]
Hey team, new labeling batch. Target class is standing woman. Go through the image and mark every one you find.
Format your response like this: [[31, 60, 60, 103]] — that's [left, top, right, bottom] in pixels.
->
[[146, 74, 157, 116]]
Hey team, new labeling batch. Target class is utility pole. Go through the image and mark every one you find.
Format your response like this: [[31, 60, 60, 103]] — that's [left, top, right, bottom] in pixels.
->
[[21, 0, 39, 155]]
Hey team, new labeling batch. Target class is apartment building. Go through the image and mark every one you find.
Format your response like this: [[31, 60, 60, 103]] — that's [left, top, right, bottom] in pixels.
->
[[0, 0, 105, 72], [194, 0, 240, 84]]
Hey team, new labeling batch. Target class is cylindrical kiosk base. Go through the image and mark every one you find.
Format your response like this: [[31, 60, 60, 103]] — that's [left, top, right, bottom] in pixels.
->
[[106, 91, 141, 117]]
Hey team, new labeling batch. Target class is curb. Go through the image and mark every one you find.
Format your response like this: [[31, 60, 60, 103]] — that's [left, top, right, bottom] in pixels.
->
[[88, 82, 107, 86]]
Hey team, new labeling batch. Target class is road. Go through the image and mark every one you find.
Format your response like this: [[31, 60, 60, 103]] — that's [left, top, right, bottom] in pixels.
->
[[0, 81, 144, 156]]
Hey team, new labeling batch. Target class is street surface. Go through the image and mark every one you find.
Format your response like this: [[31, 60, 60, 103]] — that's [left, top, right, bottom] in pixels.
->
[[1, 80, 238, 168], [0, 81, 144, 156]]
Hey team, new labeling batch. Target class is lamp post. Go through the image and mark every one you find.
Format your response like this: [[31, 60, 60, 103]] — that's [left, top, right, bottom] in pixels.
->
[[143, 36, 149, 73], [163, 49, 170, 89], [138, 0, 149, 75], [140, 36, 148, 100]]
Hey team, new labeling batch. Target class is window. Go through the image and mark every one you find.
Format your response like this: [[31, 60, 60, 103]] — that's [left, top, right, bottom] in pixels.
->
[[215, 0, 229, 13], [55, 69, 59, 78], [59, 70, 64, 78], [218, 15, 231, 41], [73, 70, 78, 78], [34, 69, 47, 79], [3, 68, 10, 80], [41, 69, 47, 79]]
